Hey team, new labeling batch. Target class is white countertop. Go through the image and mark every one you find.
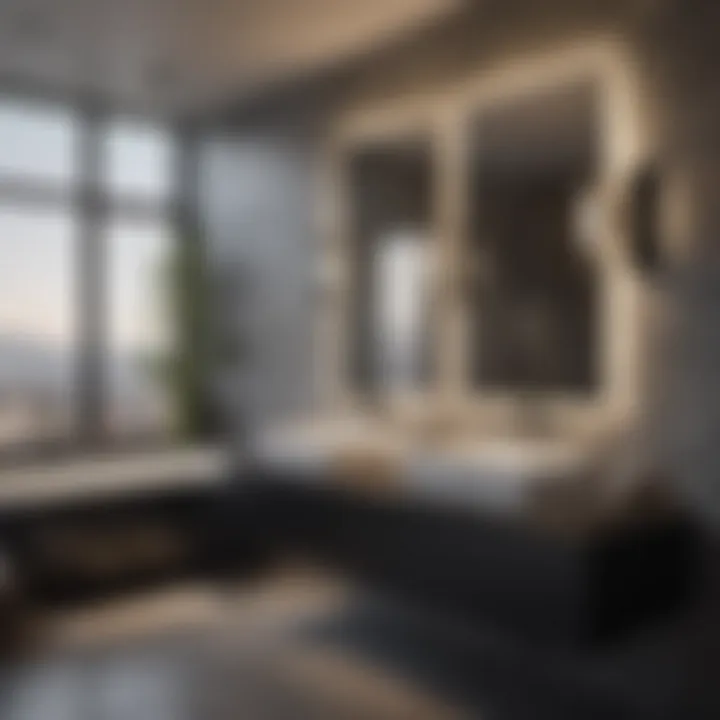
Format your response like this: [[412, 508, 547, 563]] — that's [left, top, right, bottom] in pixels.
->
[[255, 421, 588, 514]]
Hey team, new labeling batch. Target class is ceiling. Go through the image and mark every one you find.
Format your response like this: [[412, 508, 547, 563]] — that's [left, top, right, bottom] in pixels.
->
[[0, 0, 463, 119]]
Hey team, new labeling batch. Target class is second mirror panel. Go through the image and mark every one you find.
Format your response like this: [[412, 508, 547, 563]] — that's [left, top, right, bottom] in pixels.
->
[[469, 81, 602, 395]]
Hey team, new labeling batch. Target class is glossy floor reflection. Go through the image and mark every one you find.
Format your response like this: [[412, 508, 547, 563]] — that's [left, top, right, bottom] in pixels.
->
[[0, 562, 718, 720]]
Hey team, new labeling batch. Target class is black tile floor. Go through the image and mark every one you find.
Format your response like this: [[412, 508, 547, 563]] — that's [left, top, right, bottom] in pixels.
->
[[1, 564, 719, 720]]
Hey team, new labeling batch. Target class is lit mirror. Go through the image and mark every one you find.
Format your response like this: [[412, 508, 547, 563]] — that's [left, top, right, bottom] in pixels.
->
[[469, 81, 601, 394], [347, 141, 435, 402]]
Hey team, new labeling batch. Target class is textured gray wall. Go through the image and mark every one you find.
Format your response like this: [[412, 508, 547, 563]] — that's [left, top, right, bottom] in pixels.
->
[[200, 128, 320, 431]]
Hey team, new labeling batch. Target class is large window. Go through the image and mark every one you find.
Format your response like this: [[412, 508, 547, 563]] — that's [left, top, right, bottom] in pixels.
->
[[0, 207, 76, 446], [106, 217, 174, 437], [0, 97, 79, 453], [103, 121, 174, 201], [0, 95, 183, 456], [0, 100, 78, 184], [469, 82, 600, 393]]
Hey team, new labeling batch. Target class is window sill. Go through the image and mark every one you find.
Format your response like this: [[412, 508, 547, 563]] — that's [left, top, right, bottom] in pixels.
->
[[0, 445, 227, 511]]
